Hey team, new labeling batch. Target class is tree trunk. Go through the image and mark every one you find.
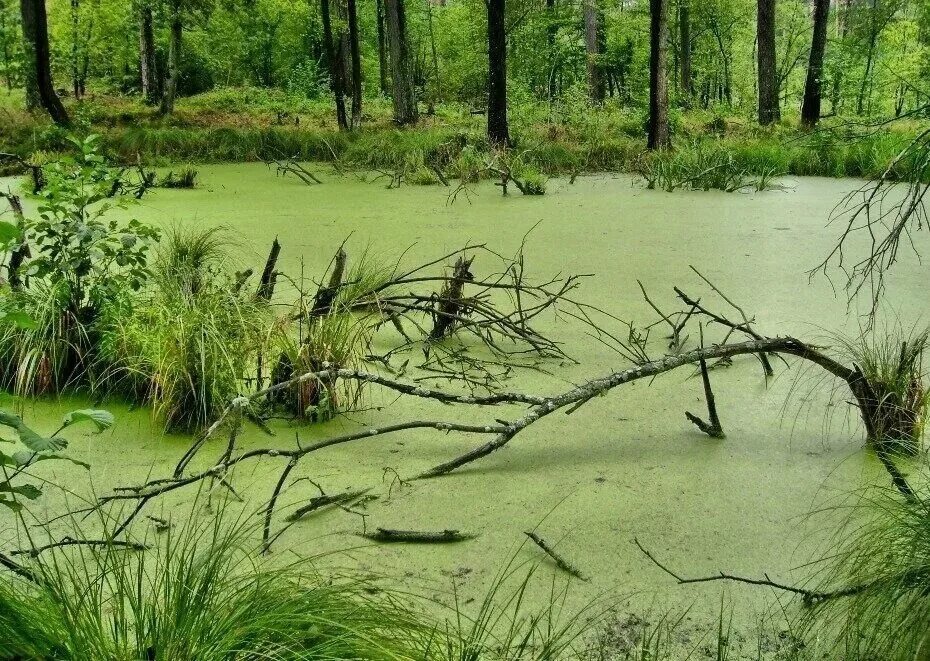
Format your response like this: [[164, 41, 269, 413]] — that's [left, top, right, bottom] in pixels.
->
[[756, 0, 779, 125], [139, 2, 159, 104], [335, 0, 353, 100], [830, 0, 850, 114], [19, 0, 68, 124], [347, 0, 362, 128], [856, 0, 878, 116], [159, 4, 182, 116], [546, 0, 558, 100], [486, 0, 509, 146], [376, 0, 389, 95], [647, 0, 670, 149], [384, 0, 417, 124], [679, 0, 690, 97], [320, 0, 348, 129], [800, 0, 830, 128], [583, 0, 603, 103], [69, 0, 81, 99]]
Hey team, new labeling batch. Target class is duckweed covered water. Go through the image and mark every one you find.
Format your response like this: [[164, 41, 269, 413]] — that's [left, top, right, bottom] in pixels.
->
[[4, 166, 927, 648]]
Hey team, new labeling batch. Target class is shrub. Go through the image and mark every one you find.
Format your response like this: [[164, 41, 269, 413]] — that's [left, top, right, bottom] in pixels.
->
[[0, 516, 426, 660], [98, 227, 270, 431]]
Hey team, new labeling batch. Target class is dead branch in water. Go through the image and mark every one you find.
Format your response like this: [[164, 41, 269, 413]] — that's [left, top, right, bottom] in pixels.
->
[[266, 155, 323, 185], [360, 528, 476, 543], [524, 531, 588, 581], [32, 268, 922, 568], [632, 538, 862, 606], [685, 357, 725, 439], [810, 127, 930, 317]]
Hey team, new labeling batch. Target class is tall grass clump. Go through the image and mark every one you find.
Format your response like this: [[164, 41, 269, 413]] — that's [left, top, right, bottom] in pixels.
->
[[0, 516, 427, 660], [834, 325, 928, 455], [635, 144, 783, 193], [269, 248, 395, 421], [98, 227, 270, 431], [800, 487, 930, 660]]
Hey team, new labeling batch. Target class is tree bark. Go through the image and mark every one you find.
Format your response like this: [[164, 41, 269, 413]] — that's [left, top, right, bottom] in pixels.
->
[[19, 0, 68, 125], [800, 0, 830, 128], [679, 0, 691, 97], [583, 0, 603, 103], [139, 2, 159, 104], [486, 0, 509, 146], [384, 0, 418, 124], [159, 3, 182, 116], [756, 0, 779, 124], [546, 0, 558, 100], [320, 0, 349, 129], [347, 0, 362, 128], [376, 0, 389, 95], [856, 0, 878, 116], [647, 0, 670, 149]]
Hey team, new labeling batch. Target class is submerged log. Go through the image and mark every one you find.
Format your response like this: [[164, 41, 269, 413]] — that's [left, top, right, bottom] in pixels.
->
[[287, 488, 372, 521], [429, 256, 474, 340], [311, 247, 348, 315], [360, 528, 476, 543]]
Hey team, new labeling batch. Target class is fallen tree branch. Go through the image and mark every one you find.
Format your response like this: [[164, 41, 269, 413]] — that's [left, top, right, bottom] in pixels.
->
[[524, 531, 588, 581], [360, 528, 476, 543]]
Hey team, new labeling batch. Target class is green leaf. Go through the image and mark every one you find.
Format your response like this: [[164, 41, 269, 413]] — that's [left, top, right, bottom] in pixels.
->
[[61, 409, 114, 433], [0, 483, 42, 500], [0, 221, 19, 245], [0, 498, 23, 512], [13, 450, 89, 470], [0, 410, 67, 452]]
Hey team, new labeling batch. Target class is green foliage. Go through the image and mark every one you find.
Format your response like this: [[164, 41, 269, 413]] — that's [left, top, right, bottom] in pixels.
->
[[157, 165, 199, 189], [0, 407, 105, 513], [801, 487, 930, 659], [0, 515, 427, 660], [0, 135, 159, 398], [834, 325, 929, 453], [635, 144, 784, 193], [25, 134, 159, 309], [98, 227, 268, 431]]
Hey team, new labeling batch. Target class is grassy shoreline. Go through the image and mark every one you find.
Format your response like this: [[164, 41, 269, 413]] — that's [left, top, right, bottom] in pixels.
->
[[1, 88, 925, 182]]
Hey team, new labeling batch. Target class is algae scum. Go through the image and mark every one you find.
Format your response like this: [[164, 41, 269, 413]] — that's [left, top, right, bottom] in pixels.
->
[[4, 166, 927, 647]]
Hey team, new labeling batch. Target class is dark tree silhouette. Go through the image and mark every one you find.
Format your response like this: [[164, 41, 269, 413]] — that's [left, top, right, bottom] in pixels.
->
[[801, 0, 830, 127], [487, 0, 509, 146], [19, 0, 68, 125], [757, 0, 779, 124], [647, 0, 669, 149], [384, 0, 418, 124]]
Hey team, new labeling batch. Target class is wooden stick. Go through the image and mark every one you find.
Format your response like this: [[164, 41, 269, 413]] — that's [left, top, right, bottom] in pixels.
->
[[359, 528, 475, 543], [524, 531, 588, 581]]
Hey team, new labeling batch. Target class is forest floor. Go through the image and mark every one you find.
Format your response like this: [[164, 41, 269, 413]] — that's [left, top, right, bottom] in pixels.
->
[[1, 86, 926, 182]]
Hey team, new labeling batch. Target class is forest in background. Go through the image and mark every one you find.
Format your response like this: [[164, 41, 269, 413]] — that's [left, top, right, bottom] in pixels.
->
[[1, 0, 928, 173]]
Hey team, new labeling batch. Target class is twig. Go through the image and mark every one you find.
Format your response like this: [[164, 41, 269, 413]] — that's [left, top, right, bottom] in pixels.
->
[[359, 528, 476, 543], [524, 531, 588, 581]]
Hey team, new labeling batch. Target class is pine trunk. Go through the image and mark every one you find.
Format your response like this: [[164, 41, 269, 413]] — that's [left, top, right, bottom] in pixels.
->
[[486, 0, 509, 146], [159, 6, 182, 116], [19, 0, 68, 124], [139, 3, 159, 104], [756, 0, 779, 124], [800, 0, 830, 128], [376, 0, 389, 95], [320, 0, 349, 129], [384, 0, 418, 124], [347, 0, 362, 128], [583, 0, 603, 103], [679, 0, 691, 97], [647, 0, 669, 149]]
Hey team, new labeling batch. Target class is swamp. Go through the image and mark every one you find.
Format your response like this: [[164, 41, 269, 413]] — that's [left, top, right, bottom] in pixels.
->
[[1, 0, 930, 659]]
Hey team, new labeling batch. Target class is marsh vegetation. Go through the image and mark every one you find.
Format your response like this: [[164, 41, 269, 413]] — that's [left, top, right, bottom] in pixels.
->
[[2, 0, 930, 657]]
